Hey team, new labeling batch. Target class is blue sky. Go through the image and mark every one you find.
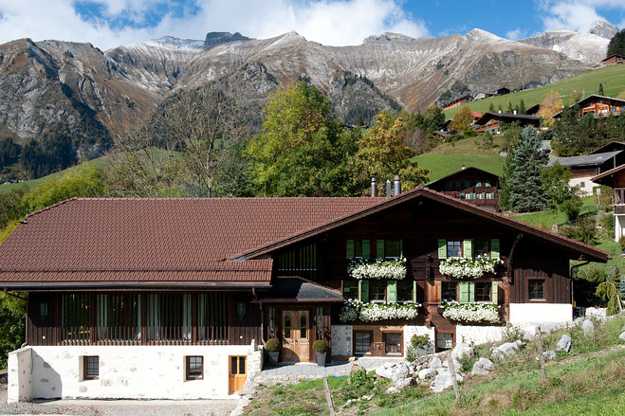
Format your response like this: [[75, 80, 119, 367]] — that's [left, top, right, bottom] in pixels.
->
[[1, 1, 625, 49]]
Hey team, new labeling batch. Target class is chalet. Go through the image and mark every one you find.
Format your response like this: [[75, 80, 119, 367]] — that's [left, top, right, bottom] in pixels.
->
[[473, 112, 540, 134], [526, 104, 541, 115], [555, 95, 625, 119], [442, 95, 472, 111], [425, 167, 500, 211], [496, 87, 511, 96], [590, 141, 625, 155], [1, 189, 607, 402], [601, 54, 625, 65], [592, 164, 625, 242], [550, 150, 625, 195]]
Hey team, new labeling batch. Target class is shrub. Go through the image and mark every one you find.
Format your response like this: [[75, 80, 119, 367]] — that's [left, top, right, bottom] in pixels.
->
[[313, 339, 329, 353], [265, 337, 280, 352], [406, 334, 432, 362], [502, 324, 525, 343], [561, 216, 596, 244], [561, 195, 582, 223]]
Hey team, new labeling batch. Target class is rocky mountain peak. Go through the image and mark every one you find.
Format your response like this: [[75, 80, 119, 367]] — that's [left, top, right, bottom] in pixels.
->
[[589, 20, 618, 39], [465, 28, 505, 42], [149, 36, 205, 50], [363, 32, 417, 44], [203, 32, 251, 49]]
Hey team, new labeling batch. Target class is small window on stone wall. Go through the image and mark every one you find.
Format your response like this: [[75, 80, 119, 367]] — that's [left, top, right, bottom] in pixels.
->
[[185, 356, 204, 381], [82, 356, 99, 380]]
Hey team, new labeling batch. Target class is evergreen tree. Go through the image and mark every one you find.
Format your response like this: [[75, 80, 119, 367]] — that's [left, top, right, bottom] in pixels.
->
[[507, 101, 514, 113], [489, 103, 496, 112], [598, 83, 605, 96], [502, 127, 548, 212], [519, 99, 527, 114], [607, 29, 625, 57]]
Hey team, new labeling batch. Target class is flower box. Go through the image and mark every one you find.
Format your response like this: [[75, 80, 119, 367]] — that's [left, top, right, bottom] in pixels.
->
[[348, 257, 407, 280], [440, 301, 500, 324], [339, 299, 420, 323], [439, 254, 501, 280]]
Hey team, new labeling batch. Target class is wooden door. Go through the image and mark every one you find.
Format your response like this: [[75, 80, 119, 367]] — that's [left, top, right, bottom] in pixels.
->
[[228, 355, 247, 394], [281, 310, 310, 362]]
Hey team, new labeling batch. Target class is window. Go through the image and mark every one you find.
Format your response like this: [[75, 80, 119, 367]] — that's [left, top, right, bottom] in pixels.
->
[[370, 280, 387, 302], [82, 356, 99, 380], [186, 356, 204, 381], [475, 282, 492, 302], [384, 333, 402, 355], [447, 240, 462, 258], [485, 192, 495, 199], [354, 331, 372, 356], [528, 280, 545, 301], [473, 240, 490, 257], [283, 313, 292, 338], [436, 332, 453, 350], [484, 181, 492, 188], [397, 279, 414, 302], [62, 294, 91, 342], [343, 280, 359, 300], [384, 240, 402, 259], [230, 356, 246, 376], [441, 282, 457, 302], [299, 312, 308, 339]]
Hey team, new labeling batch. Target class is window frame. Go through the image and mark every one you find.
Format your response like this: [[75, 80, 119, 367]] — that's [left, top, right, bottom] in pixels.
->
[[353, 330, 373, 356], [528, 279, 546, 302], [446, 240, 463, 258], [383, 240, 403, 259], [397, 278, 414, 303], [474, 282, 492, 303], [82, 355, 99, 380], [342, 280, 359, 300], [369, 280, 387, 303], [441, 281, 458, 302], [383, 332, 403, 355], [185, 355, 204, 381]]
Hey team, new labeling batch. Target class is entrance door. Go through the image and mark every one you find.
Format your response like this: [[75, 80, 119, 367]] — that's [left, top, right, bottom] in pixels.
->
[[228, 356, 247, 394], [281, 310, 310, 362]]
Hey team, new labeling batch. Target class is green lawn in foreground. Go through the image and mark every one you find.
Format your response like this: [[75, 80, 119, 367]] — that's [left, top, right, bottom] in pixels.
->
[[445, 64, 625, 119]]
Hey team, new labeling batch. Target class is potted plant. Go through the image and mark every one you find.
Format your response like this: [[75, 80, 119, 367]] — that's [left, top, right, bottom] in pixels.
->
[[313, 339, 329, 366], [265, 338, 281, 364]]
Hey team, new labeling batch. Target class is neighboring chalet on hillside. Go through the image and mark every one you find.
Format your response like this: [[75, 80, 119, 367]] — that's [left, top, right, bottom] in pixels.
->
[[473, 112, 540, 134], [442, 95, 473, 111], [555, 95, 625, 119], [590, 141, 625, 155], [1, 189, 607, 402], [602, 54, 625, 65], [550, 150, 625, 195], [592, 164, 625, 242], [425, 167, 500, 211]]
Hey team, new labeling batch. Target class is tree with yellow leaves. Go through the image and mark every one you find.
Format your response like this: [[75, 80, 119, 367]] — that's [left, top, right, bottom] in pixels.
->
[[538, 91, 564, 126]]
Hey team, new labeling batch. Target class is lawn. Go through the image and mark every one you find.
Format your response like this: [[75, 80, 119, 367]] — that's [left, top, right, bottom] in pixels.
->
[[413, 136, 505, 182], [445, 65, 625, 119]]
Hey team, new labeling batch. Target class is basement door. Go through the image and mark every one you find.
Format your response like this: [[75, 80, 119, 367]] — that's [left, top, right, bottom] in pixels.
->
[[228, 355, 247, 394], [281, 310, 310, 362]]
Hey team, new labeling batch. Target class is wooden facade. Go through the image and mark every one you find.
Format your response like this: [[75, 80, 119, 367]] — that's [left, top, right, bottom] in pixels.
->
[[426, 167, 500, 211]]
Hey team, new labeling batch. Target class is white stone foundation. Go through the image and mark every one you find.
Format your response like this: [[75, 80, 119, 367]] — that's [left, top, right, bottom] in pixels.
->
[[331, 325, 352, 356], [509, 303, 573, 326], [403, 325, 435, 356], [456, 325, 505, 345], [8, 344, 261, 402]]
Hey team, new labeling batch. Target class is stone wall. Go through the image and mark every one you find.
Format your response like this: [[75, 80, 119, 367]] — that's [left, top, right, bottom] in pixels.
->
[[10, 344, 260, 401], [456, 325, 505, 345], [331, 325, 353, 356], [403, 325, 434, 356], [8, 347, 32, 403], [509, 303, 573, 326]]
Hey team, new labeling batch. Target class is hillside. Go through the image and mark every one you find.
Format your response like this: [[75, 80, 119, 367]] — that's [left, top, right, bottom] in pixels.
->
[[413, 137, 505, 182], [445, 64, 625, 117]]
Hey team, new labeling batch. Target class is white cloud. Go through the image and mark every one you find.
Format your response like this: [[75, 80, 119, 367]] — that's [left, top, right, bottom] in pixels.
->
[[0, 0, 428, 50], [540, 0, 625, 32]]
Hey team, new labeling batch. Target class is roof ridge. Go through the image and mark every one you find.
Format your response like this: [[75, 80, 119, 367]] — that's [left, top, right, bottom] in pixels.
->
[[73, 196, 386, 201], [24, 197, 79, 221]]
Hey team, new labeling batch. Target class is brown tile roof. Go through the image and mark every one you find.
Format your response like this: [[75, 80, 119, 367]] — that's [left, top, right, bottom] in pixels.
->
[[0, 197, 383, 287]]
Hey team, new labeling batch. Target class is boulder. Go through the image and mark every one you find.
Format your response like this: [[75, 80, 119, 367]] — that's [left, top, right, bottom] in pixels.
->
[[581, 319, 594, 337], [393, 377, 412, 390], [451, 342, 473, 362], [542, 351, 556, 361], [417, 368, 436, 381], [375, 361, 410, 385], [429, 356, 443, 370], [619, 331, 625, 343], [491, 340, 523, 360], [555, 335, 572, 353], [470, 357, 495, 376], [430, 369, 463, 393]]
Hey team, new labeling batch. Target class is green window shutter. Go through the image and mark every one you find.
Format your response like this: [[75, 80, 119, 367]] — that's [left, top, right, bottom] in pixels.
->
[[438, 239, 447, 259], [491, 282, 498, 304], [387, 281, 397, 303], [346, 240, 354, 258], [459, 282, 475, 303], [359, 280, 369, 302], [463, 239, 473, 259], [376, 240, 385, 259], [490, 239, 500, 260], [362, 240, 371, 259]]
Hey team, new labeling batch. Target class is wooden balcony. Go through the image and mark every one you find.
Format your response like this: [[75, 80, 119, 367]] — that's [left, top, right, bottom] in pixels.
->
[[442, 190, 499, 209], [614, 189, 625, 214]]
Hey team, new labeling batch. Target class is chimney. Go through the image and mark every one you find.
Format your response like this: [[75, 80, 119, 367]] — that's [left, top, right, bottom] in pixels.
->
[[393, 175, 401, 196], [370, 177, 377, 197], [385, 180, 392, 197]]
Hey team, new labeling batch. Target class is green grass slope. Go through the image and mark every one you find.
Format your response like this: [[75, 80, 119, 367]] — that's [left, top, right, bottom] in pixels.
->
[[413, 137, 505, 182], [445, 65, 625, 118]]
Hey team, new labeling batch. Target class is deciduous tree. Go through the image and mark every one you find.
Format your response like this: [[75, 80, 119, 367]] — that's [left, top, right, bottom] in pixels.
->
[[538, 91, 563, 126]]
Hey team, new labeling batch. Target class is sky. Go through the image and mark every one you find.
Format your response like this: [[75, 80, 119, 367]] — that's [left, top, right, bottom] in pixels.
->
[[2, 0, 625, 49]]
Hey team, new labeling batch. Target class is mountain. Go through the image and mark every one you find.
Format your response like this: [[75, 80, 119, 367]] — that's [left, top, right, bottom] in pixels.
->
[[520, 21, 618, 65], [0, 27, 601, 176]]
